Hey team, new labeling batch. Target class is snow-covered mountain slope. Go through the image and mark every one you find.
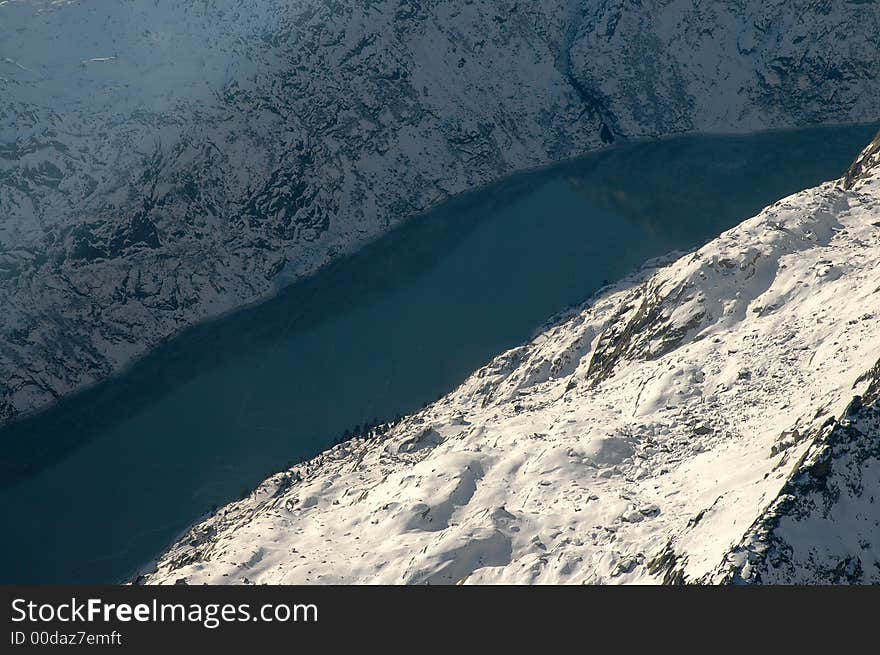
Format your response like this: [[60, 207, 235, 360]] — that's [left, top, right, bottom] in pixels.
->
[[145, 132, 880, 585], [2, 0, 880, 425]]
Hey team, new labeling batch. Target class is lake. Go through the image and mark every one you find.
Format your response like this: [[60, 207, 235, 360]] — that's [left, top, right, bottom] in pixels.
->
[[0, 124, 876, 583]]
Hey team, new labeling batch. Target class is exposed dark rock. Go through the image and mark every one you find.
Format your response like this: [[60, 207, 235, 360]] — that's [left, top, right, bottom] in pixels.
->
[[843, 130, 880, 189], [709, 359, 880, 584]]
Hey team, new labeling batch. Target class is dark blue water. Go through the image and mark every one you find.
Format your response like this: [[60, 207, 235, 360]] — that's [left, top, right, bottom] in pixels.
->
[[1, 125, 876, 583]]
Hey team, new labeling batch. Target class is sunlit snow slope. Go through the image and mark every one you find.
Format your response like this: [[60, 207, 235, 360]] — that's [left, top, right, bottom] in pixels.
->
[[146, 132, 880, 585]]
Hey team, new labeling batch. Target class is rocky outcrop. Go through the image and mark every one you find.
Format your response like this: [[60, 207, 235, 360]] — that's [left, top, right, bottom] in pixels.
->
[[844, 130, 880, 189], [704, 360, 880, 584]]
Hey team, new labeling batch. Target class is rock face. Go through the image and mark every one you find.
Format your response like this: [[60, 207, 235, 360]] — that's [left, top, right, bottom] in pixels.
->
[[845, 131, 880, 189], [703, 362, 880, 584], [145, 135, 880, 585], [2, 0, 880, 425]]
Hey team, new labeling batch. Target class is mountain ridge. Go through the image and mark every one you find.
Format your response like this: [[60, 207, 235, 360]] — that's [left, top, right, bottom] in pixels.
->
[[144, 132, 880, 584]]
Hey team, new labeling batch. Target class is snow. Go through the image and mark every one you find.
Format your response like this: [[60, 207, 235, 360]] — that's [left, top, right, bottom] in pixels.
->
[[146, 145, 880, 585], [2, 0, 880, 425]]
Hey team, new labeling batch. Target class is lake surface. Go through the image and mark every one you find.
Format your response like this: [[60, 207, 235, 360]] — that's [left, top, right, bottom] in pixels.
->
[[1, 124, 876, 583]]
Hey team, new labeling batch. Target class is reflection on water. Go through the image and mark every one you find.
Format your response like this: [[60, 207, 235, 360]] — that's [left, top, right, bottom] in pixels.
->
[[0, 124, 876, 583]]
